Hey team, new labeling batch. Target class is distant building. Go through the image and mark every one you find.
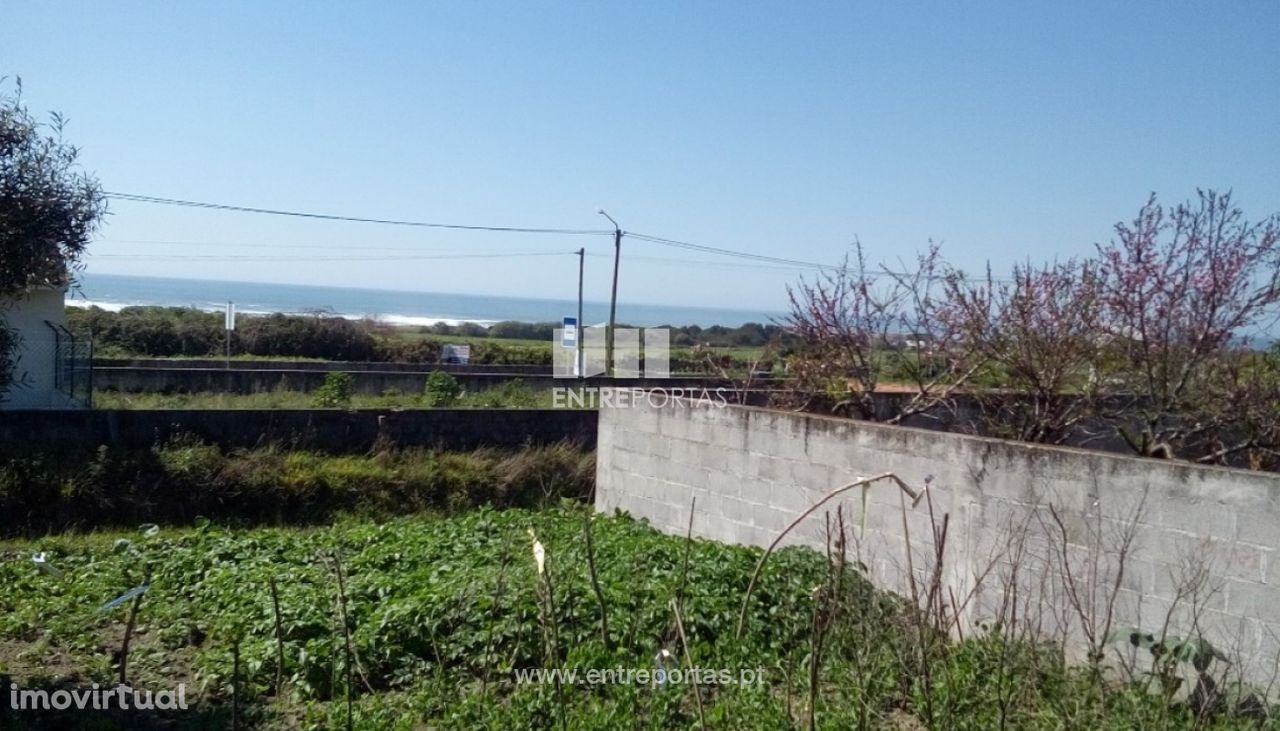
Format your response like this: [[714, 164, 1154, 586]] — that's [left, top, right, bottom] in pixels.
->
[[0, 286, 90, 409]]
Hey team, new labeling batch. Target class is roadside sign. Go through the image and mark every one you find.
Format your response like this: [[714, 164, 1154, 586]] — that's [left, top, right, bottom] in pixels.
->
[[562, 316, 578, 348], [442, 344, 471, 364], [225, 302, 236, 331]]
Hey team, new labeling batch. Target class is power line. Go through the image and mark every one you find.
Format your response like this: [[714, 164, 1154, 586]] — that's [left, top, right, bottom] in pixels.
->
[[106, 192, 614, 236], [98, 238, 824, 272], [101, 238, 476, 252], [90, 251, 575, 262], [627, 230, 1017, 282], [583, 251, 823, 273], [106, 192, 843, 269], [104, 191, 1008, 281], [626, 231, 838, 270], [99, 238, 565, 254]]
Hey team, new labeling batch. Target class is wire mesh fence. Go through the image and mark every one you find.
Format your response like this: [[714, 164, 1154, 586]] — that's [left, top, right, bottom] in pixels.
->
[[57, 332, 93, 408], [6, 325, 93, 408]]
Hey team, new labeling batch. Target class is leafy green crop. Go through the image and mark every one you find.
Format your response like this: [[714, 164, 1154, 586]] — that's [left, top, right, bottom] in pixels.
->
[[0, 507, 1274, 729]]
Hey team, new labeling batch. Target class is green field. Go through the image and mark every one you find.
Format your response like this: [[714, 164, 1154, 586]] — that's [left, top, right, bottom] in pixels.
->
[[0, 503, 1263, 729]]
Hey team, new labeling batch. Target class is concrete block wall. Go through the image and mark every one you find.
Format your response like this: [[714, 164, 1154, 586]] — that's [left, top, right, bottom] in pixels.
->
[[595, 401, 1280, 685]]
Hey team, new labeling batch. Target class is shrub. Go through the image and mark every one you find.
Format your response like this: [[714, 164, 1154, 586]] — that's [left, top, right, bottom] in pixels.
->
[[311, 371, 353, 408], [240, 314, 378, 361], [472, 342, 551, 365], [374, 337, 441, 363], [423, 370, 462, 406]]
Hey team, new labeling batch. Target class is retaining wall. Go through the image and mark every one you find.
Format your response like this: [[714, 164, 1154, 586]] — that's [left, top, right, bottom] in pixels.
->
[[595, 402, 1280, 684], [0, 408, 597, 453], [92, 363, 762, 397]]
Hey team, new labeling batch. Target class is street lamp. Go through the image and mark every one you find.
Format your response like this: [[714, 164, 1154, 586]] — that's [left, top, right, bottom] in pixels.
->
[[598, 209, 622, 375]]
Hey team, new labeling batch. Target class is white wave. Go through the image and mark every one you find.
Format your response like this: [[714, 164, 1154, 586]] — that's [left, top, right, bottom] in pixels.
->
[[347, 313, 497, 328], [66, 299, 130, 312], [67, 299, 494, 328]]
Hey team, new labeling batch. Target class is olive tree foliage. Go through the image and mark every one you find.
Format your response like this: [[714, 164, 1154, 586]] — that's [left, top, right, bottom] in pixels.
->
[[0, 78, 106, 398]]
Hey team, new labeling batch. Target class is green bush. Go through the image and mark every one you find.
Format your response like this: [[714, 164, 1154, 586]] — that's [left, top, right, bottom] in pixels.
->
[[67, 306, 226, 357], [374, 337, 441, 363], [423, 370, 462, 406], [472, 341, 552, 365], [239, 313, 377, 361], [311, 371, 354, 407]]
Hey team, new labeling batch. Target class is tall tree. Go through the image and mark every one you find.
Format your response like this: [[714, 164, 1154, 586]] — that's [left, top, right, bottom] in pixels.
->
[[0, 78, 106, 396]]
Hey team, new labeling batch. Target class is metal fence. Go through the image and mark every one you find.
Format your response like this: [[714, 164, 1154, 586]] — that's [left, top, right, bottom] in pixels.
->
[[49, 323, 93, 408]]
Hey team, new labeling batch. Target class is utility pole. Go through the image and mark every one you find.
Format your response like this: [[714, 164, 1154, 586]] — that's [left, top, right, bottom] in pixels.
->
[[598, 209, 622, 376], [224, 301, 235, 369], [576, 247, 585, 379]]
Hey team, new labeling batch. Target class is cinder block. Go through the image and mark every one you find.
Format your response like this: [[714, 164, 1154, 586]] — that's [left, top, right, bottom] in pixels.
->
[[1160, 498, 1237, 540], [737, 477, 777, 509], [706, 422, 748, 451], [726, 521, 775, 549], [1238, 511, 1280, 549], [745, 452, 783, 483], [787, 461, 834, 492], [698, 444, 732, 473], [669, 437, 706, 467], [1156, 532, 1265, 584], [1226, 580, 1280, 625], [767, 483, 824, 515], [706, 469, 744, 501]]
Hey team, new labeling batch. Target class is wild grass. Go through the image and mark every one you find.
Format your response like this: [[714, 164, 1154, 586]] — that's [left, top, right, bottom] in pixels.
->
[[0, 439, 594, 535], [92, 379, 558, 410]]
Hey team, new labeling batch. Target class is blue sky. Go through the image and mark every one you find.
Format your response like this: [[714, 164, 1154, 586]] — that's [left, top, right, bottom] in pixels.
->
[[3, 1, 1277, 311]]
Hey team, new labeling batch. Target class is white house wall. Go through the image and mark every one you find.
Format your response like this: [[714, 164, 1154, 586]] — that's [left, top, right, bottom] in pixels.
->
[[0, 288, 78, 409]]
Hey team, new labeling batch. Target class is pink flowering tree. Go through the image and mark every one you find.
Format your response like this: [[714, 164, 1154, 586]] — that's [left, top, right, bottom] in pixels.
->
[[784, 242, 977, 423], [942, 259, 1105, 444], [1094, 190, 1280, 460]]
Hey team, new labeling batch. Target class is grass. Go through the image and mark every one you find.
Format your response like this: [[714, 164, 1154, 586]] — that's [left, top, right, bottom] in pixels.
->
[[99, 330, 768, 370], [0, 505, 1269, 729], [401, 331, 768, 362], [396, 331, 553, 349]]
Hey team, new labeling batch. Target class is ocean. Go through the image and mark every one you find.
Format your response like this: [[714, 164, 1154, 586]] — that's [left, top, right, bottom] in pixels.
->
[[70, 273, 783, 328]]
